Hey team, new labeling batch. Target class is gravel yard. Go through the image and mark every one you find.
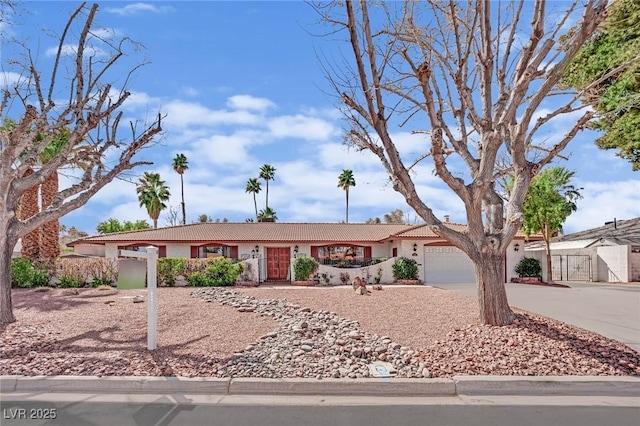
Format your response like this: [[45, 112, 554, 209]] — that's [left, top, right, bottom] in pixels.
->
[[1, 285, 638, 379]]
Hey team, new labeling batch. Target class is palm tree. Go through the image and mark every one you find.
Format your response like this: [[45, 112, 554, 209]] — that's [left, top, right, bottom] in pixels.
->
[[39, 129, 71, 261], [136, 172, 171, 229], [245, 178, 262, 220], [172, 153, 189, 225], [257, 207, 278, 222], [259, 164, 276, 210], [17, 168, 40, 261], [337, 169, 356, 223]]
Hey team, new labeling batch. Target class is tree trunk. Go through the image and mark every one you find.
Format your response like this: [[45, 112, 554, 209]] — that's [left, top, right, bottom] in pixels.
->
[[180, 174, 186, 225], [345, 188, 349, 223], [545, 239, 553, 283], [40, 172, 60, 261], [253, 194, 258, 220], [18, 168, 40, 261], [265, 181, 269, 210], [475, 252, 514, 325], [0, 232, 17, 324]]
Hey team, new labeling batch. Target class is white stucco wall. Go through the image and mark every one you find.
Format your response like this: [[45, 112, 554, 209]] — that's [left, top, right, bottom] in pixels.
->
[[316, 258, 396, 285], [596, 245, 629, 283], [167, 243, 191, 258], [630, 251, 640, 282], [72, 243, 106, 257]]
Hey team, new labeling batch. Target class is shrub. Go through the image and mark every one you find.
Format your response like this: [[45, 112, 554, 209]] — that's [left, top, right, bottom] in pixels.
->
[[157, 257, 188, 286], [58, 276, 83, 288], [339, 272, 350, 285], [187, 258, 243, 287], [187, 271, 208, 287], [515, 257, 542, 278], [11, 258, 51, 288], [292, 256, 319, 281], [392, 257, 419, 280], [374, 267, 383, 284], [56, 258, 118, 288]]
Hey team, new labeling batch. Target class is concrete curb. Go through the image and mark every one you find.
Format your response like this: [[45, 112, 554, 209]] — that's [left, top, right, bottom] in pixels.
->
[[228, 378, 455, 396], [2, 375, 640, 397], [454, 376, 640, 397]]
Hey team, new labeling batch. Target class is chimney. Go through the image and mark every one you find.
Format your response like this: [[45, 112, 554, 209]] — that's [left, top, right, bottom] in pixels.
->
[[444, 215, 450, 223]]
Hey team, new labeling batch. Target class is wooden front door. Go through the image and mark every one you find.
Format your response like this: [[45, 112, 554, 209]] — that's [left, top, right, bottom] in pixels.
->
[[266, 247, 291, 280]]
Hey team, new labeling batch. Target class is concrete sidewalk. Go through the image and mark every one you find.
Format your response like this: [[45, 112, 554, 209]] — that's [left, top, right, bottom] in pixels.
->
[[437, 282, 640, 352]]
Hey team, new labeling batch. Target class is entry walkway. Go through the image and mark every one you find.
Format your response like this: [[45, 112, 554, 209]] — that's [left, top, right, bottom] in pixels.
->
[[436, 282, 640, 353]]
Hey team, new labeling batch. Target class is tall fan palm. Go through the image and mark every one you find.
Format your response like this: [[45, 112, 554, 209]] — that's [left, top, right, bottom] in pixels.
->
[[259, 164, 276, 210], [172, 153, 189, 225], [337, 169, 356, 223], [245, 178, 262, 220], [136, 172, 171, 229]]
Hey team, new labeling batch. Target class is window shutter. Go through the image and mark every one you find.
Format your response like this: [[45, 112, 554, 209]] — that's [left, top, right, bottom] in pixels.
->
[[310, 246, 318, 258], [190, 246, 199, 258], [230, 246, 239, 259], [158, 246, 167, 258], [364, 246, 372, 258]]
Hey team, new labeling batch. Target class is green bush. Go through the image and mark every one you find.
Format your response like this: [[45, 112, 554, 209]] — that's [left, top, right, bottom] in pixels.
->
[[515, 257, 542, 278], [90, 277, 113, 288], [157, 257, 188, 286], [292, 256, 319, 281], [59, 276, 83, 288], [392, 257, 419, 280], [187, 258, 243, 287], [11, 258, 51, 288], [187, 271, 208, 287]]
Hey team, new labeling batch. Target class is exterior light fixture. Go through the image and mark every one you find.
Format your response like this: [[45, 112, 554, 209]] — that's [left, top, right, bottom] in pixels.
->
[[413, 243, 418, 252], [294, 245, 299, 253], [514, 243, 520, 252], [255, 245, 259, 253]]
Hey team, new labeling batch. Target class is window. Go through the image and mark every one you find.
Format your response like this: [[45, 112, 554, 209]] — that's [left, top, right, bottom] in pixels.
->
[[199, 246, 229, 258], [317, 246, 364, 262]]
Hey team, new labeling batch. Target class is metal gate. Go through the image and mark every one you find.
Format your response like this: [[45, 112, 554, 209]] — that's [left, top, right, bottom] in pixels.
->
[[551, 255, 592, 281]]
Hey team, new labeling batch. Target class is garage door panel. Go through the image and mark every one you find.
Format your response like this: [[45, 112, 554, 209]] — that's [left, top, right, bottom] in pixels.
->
[[424, 247, 475, 284]]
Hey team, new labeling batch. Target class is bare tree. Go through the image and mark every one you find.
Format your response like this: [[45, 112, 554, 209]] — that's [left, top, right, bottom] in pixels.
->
[[165, 205, 180, 227], [320, 0, 608, 325], [0, 3, 162, 323]]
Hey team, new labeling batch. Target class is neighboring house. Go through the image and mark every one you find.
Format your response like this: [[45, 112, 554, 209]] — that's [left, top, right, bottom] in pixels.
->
[[525, 218, 640, 283], [69, 219, 537, 284]]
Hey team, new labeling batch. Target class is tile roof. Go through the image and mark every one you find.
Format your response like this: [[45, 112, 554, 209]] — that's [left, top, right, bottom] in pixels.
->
[[70, 223, 414, 245], [392, 223, 536, 239], [71, 221, 539, 246]]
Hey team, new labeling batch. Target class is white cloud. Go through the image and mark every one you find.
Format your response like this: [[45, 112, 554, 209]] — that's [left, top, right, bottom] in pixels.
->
[[106, 3, 174, 16], [564, 180, 640, 234], [0, 71, 23, 88], [181, 86, 199, 97], [45, 44, 106, 58], [162, 100, 262, 129], [227, 95, 275, 111], [267, 115, 336, 141]]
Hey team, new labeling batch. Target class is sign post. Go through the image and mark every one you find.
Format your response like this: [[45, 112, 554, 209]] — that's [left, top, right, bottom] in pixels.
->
[[145, 246, 158, 350]]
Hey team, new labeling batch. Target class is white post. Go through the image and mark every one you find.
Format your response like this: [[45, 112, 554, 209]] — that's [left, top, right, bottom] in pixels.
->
[[146, 246, 159, 350]]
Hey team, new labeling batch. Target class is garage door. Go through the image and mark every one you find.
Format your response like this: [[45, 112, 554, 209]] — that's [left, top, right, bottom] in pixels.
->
[[424, 247, 476, 284]]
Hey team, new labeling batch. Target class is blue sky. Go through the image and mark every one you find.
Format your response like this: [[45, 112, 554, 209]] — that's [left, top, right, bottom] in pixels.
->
[[3, 1, 639, 235]]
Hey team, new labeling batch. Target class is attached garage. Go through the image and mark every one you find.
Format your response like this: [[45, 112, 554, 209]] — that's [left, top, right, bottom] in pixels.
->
[[423, 246, 476, 284]]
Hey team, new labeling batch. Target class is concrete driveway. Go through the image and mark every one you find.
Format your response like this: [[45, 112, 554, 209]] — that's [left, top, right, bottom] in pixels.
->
[[435, 282, 640, 353]]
